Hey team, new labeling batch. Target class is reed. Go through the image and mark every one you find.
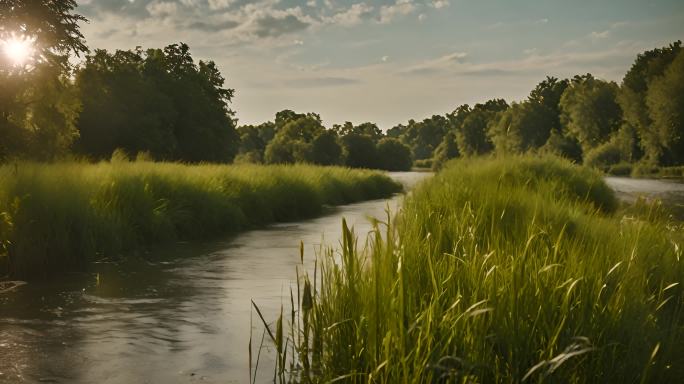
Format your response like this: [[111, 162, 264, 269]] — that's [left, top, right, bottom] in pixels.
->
[[0, 160, 401, 279], [264, 155, 684, 383]]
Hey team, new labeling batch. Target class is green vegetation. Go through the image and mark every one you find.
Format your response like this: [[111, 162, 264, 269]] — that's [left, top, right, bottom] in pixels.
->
[[261, 156, 683, 382], [0, 160, 401, 279], [2, 3, 683, 175]]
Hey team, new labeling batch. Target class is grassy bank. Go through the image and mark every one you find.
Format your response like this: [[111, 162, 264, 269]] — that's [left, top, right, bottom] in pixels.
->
[[0, 161, 401, 279], [270, 156, 684, 383]]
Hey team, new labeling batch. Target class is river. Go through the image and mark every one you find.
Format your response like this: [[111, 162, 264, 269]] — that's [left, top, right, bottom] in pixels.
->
[[0, 172, 429, 384], [1, 174, 682, 383]]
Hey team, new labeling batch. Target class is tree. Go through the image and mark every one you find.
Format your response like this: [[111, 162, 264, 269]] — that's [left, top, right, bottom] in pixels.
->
[[341, 133, 377, 169], [401, 115, 450, 160], [489, 102, 547, 154], [560, 74, 622, 152], [432, 131, 460, 170], [619, 41, 681, 163], [451, 99, 508, 157], [264, 114, 325, 164], [308, 130, 343, 165], [75, 43, 239, 162], [0, 0, 87, 160], [376, 138, 412, 171], [646, 49, 684, 165], [75, 49, 177, 159]]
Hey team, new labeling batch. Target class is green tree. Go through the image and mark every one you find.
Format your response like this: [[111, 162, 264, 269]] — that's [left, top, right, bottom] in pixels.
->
[[0, 0, 87, 160], [451, 100, 508, 156], [75, 43, 239, 162], [560, 74, 622, 152], [308, 130, 343, 165], [75, 49, 177, 159], [432, 131, 460, 170], [341, 133, 377, 169], [619, 41, 681, 163], [401, 115, 450, 160], [646, 49, 684, 165], [264, 114, 325, 164], [376, 138, 412, 171]]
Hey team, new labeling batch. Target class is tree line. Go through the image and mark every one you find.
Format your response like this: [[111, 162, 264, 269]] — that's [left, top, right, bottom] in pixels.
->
[[1, 2, 683, 172]]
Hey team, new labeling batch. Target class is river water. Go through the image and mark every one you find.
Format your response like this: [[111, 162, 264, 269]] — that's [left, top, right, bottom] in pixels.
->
[[1, 174, 682, 383], [0, 172, 429, 384]]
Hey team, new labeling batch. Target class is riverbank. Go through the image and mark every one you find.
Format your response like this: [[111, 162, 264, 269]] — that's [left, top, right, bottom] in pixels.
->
[[280, 155, 684, 382], [0, 161, 401, 279]]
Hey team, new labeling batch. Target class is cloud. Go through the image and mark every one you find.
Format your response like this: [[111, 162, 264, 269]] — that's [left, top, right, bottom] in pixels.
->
[[402, 51, 468, 75], [285, 76, 361, 88], [325, 3, 374, 26], [430, 0, 449, 9], [381, 55, 389, 62], [378, 0, 417, 24], [418, 13, 427, 22]]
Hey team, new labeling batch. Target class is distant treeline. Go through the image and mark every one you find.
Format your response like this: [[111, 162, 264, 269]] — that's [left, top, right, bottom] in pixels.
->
[[1, 2, 683, 173]]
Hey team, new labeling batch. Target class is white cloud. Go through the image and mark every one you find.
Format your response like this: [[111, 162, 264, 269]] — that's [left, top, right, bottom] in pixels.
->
[[146, 1, 178, 17], [418, 13, 427, 22], [378, 0, 416, 24], [431, 0, 449, 9], [325, 3, 374, 27], [381, 55, 389, 62]]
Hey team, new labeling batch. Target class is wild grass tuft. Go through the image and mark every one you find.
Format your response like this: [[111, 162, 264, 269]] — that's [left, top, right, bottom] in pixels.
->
[[0, 160, 401, 279], [264, 155, 684, 383]]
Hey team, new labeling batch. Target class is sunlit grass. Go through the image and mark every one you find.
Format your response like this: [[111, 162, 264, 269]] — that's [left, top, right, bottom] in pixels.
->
[[0, 160, 401, 279], [262, 155, 684, 383]]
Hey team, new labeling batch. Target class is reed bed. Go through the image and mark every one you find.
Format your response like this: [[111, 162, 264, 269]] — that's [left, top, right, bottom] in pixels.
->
[[261, 155, 684, 383], [0, 160, 401, 279]]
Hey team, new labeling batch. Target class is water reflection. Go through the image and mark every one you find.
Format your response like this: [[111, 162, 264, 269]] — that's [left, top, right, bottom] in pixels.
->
[[0, 172, 430, 384]]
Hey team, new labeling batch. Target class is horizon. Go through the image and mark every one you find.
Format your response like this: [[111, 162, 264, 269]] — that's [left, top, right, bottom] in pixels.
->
[[74, 0, 681, 128]]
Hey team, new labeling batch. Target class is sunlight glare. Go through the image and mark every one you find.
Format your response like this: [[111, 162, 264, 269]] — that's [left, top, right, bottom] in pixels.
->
[[2, 35, 36, 66]]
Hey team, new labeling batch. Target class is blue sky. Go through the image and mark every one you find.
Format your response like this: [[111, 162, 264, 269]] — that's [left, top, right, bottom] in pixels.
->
[[76, 0, 684, 129]]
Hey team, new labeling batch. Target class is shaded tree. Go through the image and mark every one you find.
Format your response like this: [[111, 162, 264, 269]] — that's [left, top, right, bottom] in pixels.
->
[[376, 138, 412, 171], [341, 133, 377, 169], [560, 74, 622, 152], [646, 49, 684, 165], [264, 114, 325, 164], [432, 131, 460, 170], [619, 41, 681, 163], [308, 130, 342, 165], [75, 43, 239, 162], [451, 100, 508, 156], [0, 0, 87, 160]]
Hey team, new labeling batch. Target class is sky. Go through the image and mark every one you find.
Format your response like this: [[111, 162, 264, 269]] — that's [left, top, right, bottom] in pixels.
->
[[75, 0, 684, 129]]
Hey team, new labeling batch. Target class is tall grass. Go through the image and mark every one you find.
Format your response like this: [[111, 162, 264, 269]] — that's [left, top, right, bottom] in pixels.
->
[[266, 155, 684, 383], [0, 160, 401, 279]]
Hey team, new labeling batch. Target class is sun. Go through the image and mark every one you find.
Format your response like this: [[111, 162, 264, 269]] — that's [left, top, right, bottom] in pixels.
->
[[1, 35, 36, 66]]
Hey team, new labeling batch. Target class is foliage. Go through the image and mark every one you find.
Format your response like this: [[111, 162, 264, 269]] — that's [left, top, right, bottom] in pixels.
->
[[400, 115, 450, 160], [540, 129, 583, 162], [376, 138, 412, 171], [0, 0, 87, 161], [646, 49, 684, 165], [75, 44, 239, 163], [619, 41, 681, 163], [341, 133, 377, 169], [0, 161, 401, 278], [560, 74, 623, 151], [431, 131, 459, 170], [264, 113, 326, 164], [450, 99, 508, 156], [271, 156, 684, 383], [308, 130, 343, 166]]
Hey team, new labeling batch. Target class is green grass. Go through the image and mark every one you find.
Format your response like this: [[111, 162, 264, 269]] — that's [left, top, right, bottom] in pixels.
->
[[0, 160, 401, 279], [632, 164, 684, 179], [267, 155, 684, 383]]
